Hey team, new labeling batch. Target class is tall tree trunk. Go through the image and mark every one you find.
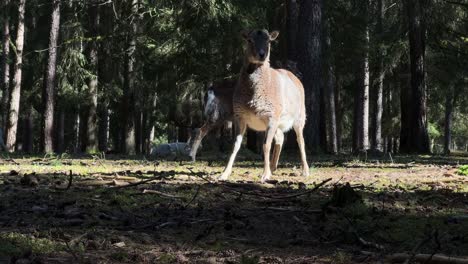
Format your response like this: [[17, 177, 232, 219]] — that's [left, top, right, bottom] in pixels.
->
[[325, 23, 337, 154], [358, 20, 370, 152], [41, 0, 60, 153], [372, 0, 384, 152], [122, 0, 138, 155], [400, 0, 430, 153], [5, 0, 26, 152], [1, 0, 11, 131], [335, 81, 342, 151], [297, 0, 323, 153], [444, 87, 455, 154], [86, 1, 99, 153]]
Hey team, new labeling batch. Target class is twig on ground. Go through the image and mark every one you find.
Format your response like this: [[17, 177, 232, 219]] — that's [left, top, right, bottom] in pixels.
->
[[387, 253, 468, 264], [183, 185, 201, 209], [141, 189, 185, 199], [228, 178, 332, 200], [108, 172, 173, 190]]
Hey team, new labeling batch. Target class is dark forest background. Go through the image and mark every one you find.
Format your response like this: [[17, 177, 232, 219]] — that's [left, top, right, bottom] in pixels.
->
[[1, 0, 467, 156]]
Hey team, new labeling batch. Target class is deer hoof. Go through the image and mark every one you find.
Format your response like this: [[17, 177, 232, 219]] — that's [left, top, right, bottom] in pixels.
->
[[260, 173, 272, 183], [302, 167, 310, 177], [218, 172, 230, 181]]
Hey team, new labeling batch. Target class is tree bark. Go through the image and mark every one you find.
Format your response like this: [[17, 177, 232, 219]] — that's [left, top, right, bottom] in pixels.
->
[[86, 1, 99, 153], [372, 0, 384, 152], [56, 109, 65, 153], [297, 0, 323, 153], [41, 0, 60, 153], [1, 0, 11, 131], [444, 87, 455, 154], [400, 0, 430, 153], [22, 105, 33, 153], [122, 0, 138, 155], [5, 0, 26, 152], [98, 105, 109, 152], [286, 0, 298, 61], [325, 23, 337, 154], [358, 20, 370, 152]]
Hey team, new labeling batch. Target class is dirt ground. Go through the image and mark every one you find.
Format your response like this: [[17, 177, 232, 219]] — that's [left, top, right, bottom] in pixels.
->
[[0, 153, 467, 263]]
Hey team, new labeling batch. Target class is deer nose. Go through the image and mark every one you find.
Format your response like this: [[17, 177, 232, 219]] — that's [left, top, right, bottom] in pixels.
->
[[259, 50, 266, 59]]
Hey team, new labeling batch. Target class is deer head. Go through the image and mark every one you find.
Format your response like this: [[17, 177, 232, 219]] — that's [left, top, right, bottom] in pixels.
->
[[241, 29, 279, 65]]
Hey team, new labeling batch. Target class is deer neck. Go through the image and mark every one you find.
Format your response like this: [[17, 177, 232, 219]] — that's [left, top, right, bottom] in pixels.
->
[[241, 60, 271, 91]]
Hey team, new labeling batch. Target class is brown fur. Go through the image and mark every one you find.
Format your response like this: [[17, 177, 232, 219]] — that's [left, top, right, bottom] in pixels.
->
[[188, 79, 236, 161], [220, 29, 310, 182]]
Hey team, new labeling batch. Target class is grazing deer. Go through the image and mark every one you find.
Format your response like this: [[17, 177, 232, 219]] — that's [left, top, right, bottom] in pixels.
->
[[219, 29, 310, 183], [187, 79, 236, 161]]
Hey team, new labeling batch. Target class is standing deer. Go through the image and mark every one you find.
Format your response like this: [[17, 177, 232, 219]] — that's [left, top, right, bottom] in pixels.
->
[[187, 79, 236, 161], [219, 29, 310, 183]]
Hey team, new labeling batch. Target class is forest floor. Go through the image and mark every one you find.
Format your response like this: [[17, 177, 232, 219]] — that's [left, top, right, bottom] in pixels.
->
[[0, 152, 467, 264]]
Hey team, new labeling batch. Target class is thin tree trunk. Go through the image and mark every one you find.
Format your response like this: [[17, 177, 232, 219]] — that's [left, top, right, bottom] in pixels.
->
[[23, 105, 33, 153], [1, 0, 11, 131], [98, 104, 109, 152], [56, 110, 65, 153], [297, 0, 323, 152], [41, 0, 60, 153], [286, 0, 298, 61], [325, 23, 337, 154], [335, 78, 342, 151], [444, 87, 454, 154], [74, 111, 80, 152], [372, 0, 384, 152], [400, 0, 430, 153], [358, 22, 370, 152], [86, 1, 99, 153], [5, 0, 26, 152]]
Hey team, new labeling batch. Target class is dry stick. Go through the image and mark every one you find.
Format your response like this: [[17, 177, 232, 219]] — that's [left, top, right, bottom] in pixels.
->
[[183, 185, 201, 209], [387, 253, 468, 264], [141, 189, 185, 199], [108, 172, 173, 190]]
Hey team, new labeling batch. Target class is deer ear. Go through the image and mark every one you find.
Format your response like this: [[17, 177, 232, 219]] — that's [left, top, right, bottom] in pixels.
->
[[241, 29, 250, 40], [269, 31, 279, 41]]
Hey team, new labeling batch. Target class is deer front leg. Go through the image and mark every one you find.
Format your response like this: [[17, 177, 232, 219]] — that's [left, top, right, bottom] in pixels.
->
[[261, 121, 279, 183], [189, 123, 212, 162], [219, 120, 246, 181]]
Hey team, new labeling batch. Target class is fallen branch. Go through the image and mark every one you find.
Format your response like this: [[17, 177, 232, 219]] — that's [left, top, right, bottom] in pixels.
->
[[141, 189, 185, 199], [387, 253, 468, 264]]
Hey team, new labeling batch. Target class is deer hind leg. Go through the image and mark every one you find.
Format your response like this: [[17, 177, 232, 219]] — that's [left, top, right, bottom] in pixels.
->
[[261, 121, 279, 183], [219, 119, 246, 181], [189, 123, 212, 162], [270, 129, 284, 173], [293, 124, 310, 177]]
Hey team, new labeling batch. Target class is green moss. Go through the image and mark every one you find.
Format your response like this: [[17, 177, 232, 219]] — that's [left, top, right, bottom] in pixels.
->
[[457, 165, 468, 176], [0, 232, 65, 258]]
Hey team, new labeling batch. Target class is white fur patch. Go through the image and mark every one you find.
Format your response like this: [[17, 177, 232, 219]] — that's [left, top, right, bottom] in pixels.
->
[[204, 90, 215, 115]]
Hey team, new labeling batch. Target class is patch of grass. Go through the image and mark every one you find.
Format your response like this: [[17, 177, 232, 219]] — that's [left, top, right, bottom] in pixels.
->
[[457, 165, 468, 176], [157, 253, 177, 264], [110, 251, 130, 262], [0, 232, 65, 258]]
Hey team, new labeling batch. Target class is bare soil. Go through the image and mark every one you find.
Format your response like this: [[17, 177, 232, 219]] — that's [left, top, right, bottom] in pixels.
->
[[0, 154, 467, 263]]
